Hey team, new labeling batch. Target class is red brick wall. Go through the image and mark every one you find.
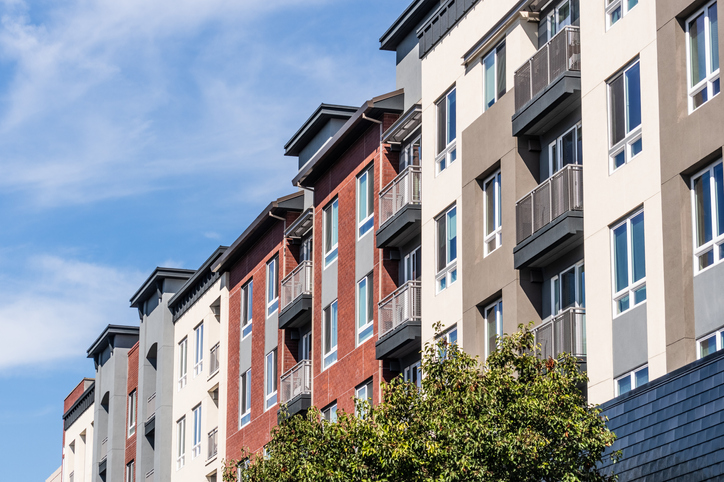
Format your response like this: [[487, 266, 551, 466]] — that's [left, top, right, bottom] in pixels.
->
[[63, 378, 93, 413], [125, 342, 139, 480]]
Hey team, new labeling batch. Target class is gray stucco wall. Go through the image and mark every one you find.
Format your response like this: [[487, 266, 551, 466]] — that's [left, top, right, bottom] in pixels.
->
[[265, 310, 279, 355], [694, 262, 724, 339], [240, 333, 252, 374], [321, 258, 338, 309], [299, 118, 348, 169], [356, 228, 374, 282], [612, 303, 648, 378], [396, 29, 422, 110]]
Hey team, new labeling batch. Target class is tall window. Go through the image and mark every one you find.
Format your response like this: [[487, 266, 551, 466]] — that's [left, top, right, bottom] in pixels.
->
[[125, 461, 134, 482], [357, 274, 374, 345], [687, 1, 719, 111], [552, 261, 585, 315], [608, 60, 642, 171], [357, 166, 374, 238], [611, 209, 646, 315], [485, 300, 503, 359], [403, 246, 421, 282], [300, 235, 313, 262], [324, 199, 339, 266], [239, 369, 251, 427], [698, 328, 724, 358], [355, 380, 373, 418], [483, 171, 502, 256], [615, 365, 648, 395], [436, 88, 457, 173], [265, 349, 277, 410], [176, 417, 186, 470], [127, 390, 137, 437], [322, 403, 337, 423], [692, 160, 724, 272], [438, 326, 458, 358], [192, 404, 202, 458], [436, 205, 457, 292], [178, 338, 188, 390], [483, 41, 506, 111], [241, 280, 253, 339], [549, 123, 583, 175], [401, 135, 421, 170], [267, 257, 279, 316], [194, 323, 204, 376], [301, 331, 312, 360], [404, 361, 422, 389], [606, 0, 637, 29], [323, 301, 338, 369]]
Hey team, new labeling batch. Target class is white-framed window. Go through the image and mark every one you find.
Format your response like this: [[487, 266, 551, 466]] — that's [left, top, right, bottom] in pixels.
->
[[266, 256, 279, 316], [606, 0, 638, 29], [178, 337, 188, 390], [324, 199, 339, 267], [549, 123, 583, 175], [176, 416, 186, 470], [355, 380, 373, 418], [483, 41, 506, 111], [192, 404, 202, 458], [357, 274, 374, 345], [322, 403, 337, 423], [241, 280, 253, 339], [125, 461, 134, 482], [438, 325, 458, 358], [608, 60, 642, 172], [611, 209, 646, 316], [483, 171, 502, 256], [547, 0, 576, 37], [127, 390, 137, 437], [691, 159, 724, 272], [484, 300, 503, 359], [403, 246, 421, 282], [401, 135, 421, 170], [551, 261, 585, 315], [194, 323, 204, 376], [436, 205, 457, 292], [357, 166, 374, 238], [239, 369, 251, 427], [265, 349, 277, 410], [687, 1, 720, 111], [698, 328, 724, 358], [435, 87, 457, 174], [323, 301, 338, 369], [301, 331, 312, 360], [615, 365, 648, 396], [300, 235, 313, 262], [403, 360, 422, 388]]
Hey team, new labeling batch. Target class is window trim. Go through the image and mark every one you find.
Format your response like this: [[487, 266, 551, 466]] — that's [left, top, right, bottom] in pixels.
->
[[265, 349, 278, 410], [403, 246, 421, 282], [484, 300, 503, 359], [610, 209, 646, 317], [697, 328, 724, 358], [322, 403, 338, 423], [176, 416, 186, 470], [193, 323, 204, 377], [615, 365, 648, 396], [608, 59, 642, 173], [323, 199, 339, 267], [482, 40, 506, 112], [435, 87, 457, 175], [323, 300, 338, 370], [192, 404, 202, 459], [178, 337, 188, 391], [241, 280, 253, 339], [551, 260, 586, 315], [127, 390, 137, 437], [356, 274, 374, 346], [355, 380, 373, 418], [401, 135, 422, 171], [548, 123, 583, 175], [483, 170, 502, 256], [239, 369, 251, 427], [690, 159, 724, 274], [436, 205, 458, 293], [403, 360, 422, 388], [125, 461, 135, 482], [606, 0, 638, 30], [266, 256, 279, 317], [357, 165, 375, 239], [685, 0, 720, 112]]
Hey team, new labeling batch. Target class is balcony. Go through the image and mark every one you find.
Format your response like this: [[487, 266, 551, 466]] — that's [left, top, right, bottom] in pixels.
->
[[376, 166, 422, 248], [209, 343, 220, 378], [279, 359, 312, 418], [533, 307, 586, 360], [513, 164, 583, 269], [144, 392, 156, 435], [376, 281, 422, 360], [279, 260, 313, 330], [512, 26, 581, 137], [207, 427, 218, 461]]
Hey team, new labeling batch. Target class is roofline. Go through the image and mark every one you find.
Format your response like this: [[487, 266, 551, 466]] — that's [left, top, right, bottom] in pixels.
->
[[86, 324, 139, 358], [168, 246, 228, 311], [62, 380, 95, 421], [284, 104, 358, 156], [129, 267, 196, 308], [379, 0, 440, 51]]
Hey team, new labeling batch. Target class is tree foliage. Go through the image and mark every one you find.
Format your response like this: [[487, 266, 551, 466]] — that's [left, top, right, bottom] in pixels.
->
[[224, 324, 620, 481]]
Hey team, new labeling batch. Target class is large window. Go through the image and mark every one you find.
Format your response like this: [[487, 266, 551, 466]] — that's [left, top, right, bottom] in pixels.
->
[[239, 369, 251, 427], [485, 300, 503, 359], [265, 349, 277, 410], [691, 160, 724, 272], [355, 380, 373, 418], [357, 274, 374, 345], [608, 60, 642, 171], [178, 338, 188, 390], [194, 323, 204, 376], [403, 246, 421, 282], [436, 205, 457, 292], [324, 199, 339, 267], [176, 417, 186, 470], [483, 41, 506, 111], [127, 390, 137, 437], [322, 403, 337, 423], [266, 257, 279, 316], [552, 261, 585, 315], [549, 123, 583, 175], [125, 461, 134, 482], [323, 301, 338, 369], [611, 210, 646, 315], [606, 0, 637, 29], [192, 404, 202, 458], [615, 365, 648, 396], [357, 166, 374, 238], [401, 135, 421, 170], [301, 331, 312, 360], [698, 328, 724, 358], [483, 171, 502, 256], [436, 88, 457, 174], [241, 280, 253, 339], [404, 360, 422, 389], [687, 1, 720, 111], [438, 326, 458, 358]]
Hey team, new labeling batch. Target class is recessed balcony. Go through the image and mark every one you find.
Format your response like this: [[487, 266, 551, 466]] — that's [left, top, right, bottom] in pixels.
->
[[279, 260, 312, 330], [279, 359, 312, 419], [532, 307, 586, 360], [376, 166, 422, 248], [376, 281, 422, 360]]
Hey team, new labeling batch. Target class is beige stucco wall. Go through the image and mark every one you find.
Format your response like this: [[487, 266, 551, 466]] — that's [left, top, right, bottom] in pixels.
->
[[62, 406, 94, 482]]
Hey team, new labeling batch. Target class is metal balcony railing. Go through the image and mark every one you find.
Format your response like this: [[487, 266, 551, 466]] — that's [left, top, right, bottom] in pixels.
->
[[379, 166, 422, 227], [280, 260, 312, 312], [515, 164, 583, 244], [533, 307, 586, 360], [378, 281, 421, 339], [209, 343, 220, 376], [514, 26, 581, 112], [146, 392, 156, 422], [207, 427, 218, 460], [280, 359, 312, 405]]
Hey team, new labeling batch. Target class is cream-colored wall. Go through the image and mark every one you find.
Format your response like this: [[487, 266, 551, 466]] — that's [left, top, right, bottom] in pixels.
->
[[62, 407, 94, 482], [580, 0, 665, 404], [46, 466, 61, 482]]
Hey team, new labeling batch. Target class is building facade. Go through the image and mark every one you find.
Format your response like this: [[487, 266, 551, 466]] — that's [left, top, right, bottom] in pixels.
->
[[62, 378, 95, 482]]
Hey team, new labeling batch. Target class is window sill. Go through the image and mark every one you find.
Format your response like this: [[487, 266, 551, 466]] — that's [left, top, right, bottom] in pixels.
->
[[205, 454, 218, 466], [612, 299, 647, 319], [207, 368, 219, 382]]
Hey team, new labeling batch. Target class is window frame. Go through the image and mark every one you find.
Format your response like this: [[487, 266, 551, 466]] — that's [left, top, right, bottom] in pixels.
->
[[697, 328, 724, 358], [356, 273, 374, 345], [125, 461, 134, 482], [301, 331, 312, 360], [401, 135, 421, 171], [176, 416, 186, 470], [355, 380, 373, 418], [178, 337, 188, 390], [403, 360, 422, 388], [357, 165, 375, 239], [551, 261, 586, 315], [323, 199, 339, 267], [483, 40, 506, 112], [686, 1, 720, 112], [548, 123, 583, 175], [608, 59, 642, 173], [266, 256, 279, 317], [690, 159, 724, 274], [403, 246, 421, 282], [194, 323, 204, 376], [241, 280, 253, 339], [483, 170, 502, 256], [435, 87, 457, 175], [265, 349, 278, 410], [610, 209, 647, 317], [435, 205, 458, 293], [484, 300, 503, 359], [615, 365, 648, 396], [239, 369, 251, 427], [322, 403, 338, 423], [437, 325, 458, 359], [127, 390, 137, 437], [606, 0, 639, 30], [192, 404, 202, 459], [323, 300, 338, 369]]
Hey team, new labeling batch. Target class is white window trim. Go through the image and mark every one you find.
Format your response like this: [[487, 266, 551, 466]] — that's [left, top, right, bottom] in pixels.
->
[[690, 159, 724, 274], [606, 0, 638, 30], [548, 123, 583, 175], [178, 338, 188, 391], [551, 260, 585, 315], [127, 390, 136, 437], [435, 87, 457, 175], [482, 41, 506, 112], [176, 417, 186, 470], [436, 205, 458, 293], [611, 209, 646, 317], [323, 301, 338, 370], [266, 257, 279, 317], [239, 369, 251, 428], [192, 404, 202, 459], [265, 350, 278, 410], [323, 199, 339, 268], [403, 360, 422, 388], [484, 300, 503, 359], [403, 246, 421, 282], [355, 381, 373, 418], [686, 0, 720, 113], [357, 166, 375, 239], [401, 134, 422, 170], [322, 403, 338, 423], [615, 365, 648, 396], [241, 281, 253, 339], [356, 274, 374, 346], [483, 170, 502, 257], [194, 323, 204, 377], [608, 60, 642, 173], [697, 328, 724, 358], [125, 461, 134, 482]]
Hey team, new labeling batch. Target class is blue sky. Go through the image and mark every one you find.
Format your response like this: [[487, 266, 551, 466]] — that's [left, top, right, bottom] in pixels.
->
[[0, 0, 405, 478]]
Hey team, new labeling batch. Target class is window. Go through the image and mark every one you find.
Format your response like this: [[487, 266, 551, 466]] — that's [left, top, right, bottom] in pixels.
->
[[323, 301, 338, 369], [357, 274, 374, 345], [615, 365, 648, 395], [178, 338, 188, 390], [436, 88, 457, 173], [403, 361, 422, 389], [357, 166, 374, 238], [403, 246, 421, 282], [239, 369, 251, 427], [687, 1, 720, 111], [549, 123, 583, 175], [436, 205, 457, 292], [301, 331, 312, 360], [265, 349, 277, 410], [692, 160, 724, 272], [552, 261, 585, 315], [483, 41, 506, 111], [611, 210, 646, 315], [438, 326, 458, 358], [401, 135, 421, 170], [241, 281, 253, 339], [194, 323, 204, 376], [608, 60, 642, 171], [300, 235, 313, 262], [192, 404, 202, 458], [698, 328, 724, 358], [324, 199, 339, 266], [606, 0, 638, 29], [126, 461, 134, 482], [267, 257, 279, 316], [322, 403, 337, 423], [127, 390, 137, 437], [177, 417, 186, 469], [483, 171, 502, 256], [484, 300, 503, 359], [355, 380, 373, 418]]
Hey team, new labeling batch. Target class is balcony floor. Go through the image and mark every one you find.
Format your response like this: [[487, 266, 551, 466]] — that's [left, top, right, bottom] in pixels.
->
[[279, 294, 312, 330], [512, 71, 581, 137], [513, 210, 583, 269], [278, 393, 311, 422], [376, 204, 421, 249], [375, 320, 421, 360]]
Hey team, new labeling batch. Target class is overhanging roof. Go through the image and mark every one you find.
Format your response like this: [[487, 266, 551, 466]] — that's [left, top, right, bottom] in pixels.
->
[[129, 267, 196, 309], [382, 104, 422, 144], [284, 104, 357, 157], [168, 246, 228, 313], [86, 324, 139, 358], [379, 0, 440, 51]]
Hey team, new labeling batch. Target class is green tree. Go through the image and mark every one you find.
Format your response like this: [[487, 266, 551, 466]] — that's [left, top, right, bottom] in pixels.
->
[[224, 324, 619, 482]]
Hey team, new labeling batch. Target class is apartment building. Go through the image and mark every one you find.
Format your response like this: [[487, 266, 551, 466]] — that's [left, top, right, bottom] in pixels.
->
[[62, 378, 95, 482]]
